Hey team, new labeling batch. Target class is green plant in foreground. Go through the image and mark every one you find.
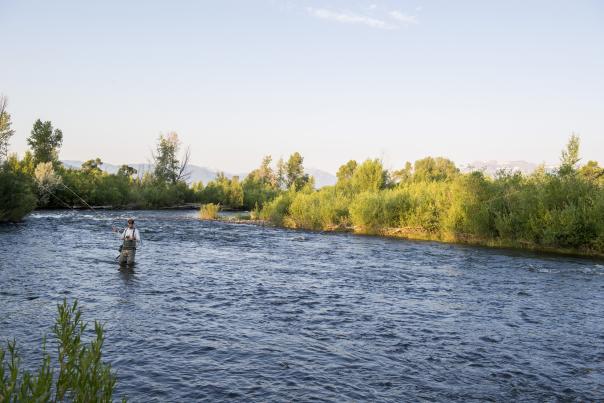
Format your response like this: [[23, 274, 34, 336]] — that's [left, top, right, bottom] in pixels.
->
[[0, 299, 125, 402]]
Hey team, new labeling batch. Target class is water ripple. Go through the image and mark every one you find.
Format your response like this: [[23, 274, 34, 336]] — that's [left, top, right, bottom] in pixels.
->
[[1, 210, 603, 401]]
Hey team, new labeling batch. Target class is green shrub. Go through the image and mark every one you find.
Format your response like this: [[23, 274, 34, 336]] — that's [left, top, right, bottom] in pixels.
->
[[0, 299, 124, 402], [399, 181, 451, 233], [260, 192, 293, 225], [199, 203, 220, 220], [443, 172, 496, 239], [349, 189, 408, 232], [287, 187, 350, 230], [0, 165, 37, 222]]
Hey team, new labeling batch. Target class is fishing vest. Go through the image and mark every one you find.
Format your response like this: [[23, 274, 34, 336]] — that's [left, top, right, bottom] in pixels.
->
[[122, 228, 137, 250]]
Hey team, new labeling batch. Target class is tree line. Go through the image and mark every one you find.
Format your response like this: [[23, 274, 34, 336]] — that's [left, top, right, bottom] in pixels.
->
[[258, 135, 604, 256], [1, 96, 603, 255], [0, 96, 312, 218]]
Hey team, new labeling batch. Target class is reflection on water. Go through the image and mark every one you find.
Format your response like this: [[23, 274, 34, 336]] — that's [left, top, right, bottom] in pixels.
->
[[1, 210, 603, 401]]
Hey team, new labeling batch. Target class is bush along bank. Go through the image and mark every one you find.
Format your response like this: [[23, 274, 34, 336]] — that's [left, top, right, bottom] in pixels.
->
[[259, 137, 604, 258]]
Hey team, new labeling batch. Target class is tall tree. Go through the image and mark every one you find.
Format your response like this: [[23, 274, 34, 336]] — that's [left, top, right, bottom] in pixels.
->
[[558, 133, 581, 176], [27, 119, 63, 166], [0, 96, 16, 163], [247, 155, 276, 186], [336, 160, 358, 183], [413, 157, 459, 182], [351, 159, 388, 192], [152, 132, 190, 184], [276, 157, 286, 189], [286, 152, 310, 190]]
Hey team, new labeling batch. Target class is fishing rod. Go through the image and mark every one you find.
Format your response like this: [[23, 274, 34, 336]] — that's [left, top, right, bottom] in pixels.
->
[[39, 182, 127, 259]]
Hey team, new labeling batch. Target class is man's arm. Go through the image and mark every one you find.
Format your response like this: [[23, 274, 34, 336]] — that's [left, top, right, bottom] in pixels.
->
[[112, 226, 125, 240]]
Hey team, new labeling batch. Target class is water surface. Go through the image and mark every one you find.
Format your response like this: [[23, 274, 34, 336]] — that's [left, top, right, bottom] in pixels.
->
[[1, 210, 603, 401]]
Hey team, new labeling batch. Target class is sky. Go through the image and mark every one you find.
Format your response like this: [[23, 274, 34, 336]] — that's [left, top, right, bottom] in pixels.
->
[[1, 0, 603, 173]]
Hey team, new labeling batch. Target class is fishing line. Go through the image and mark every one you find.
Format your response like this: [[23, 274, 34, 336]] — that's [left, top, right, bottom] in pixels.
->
[[39, 182, 126, 256]]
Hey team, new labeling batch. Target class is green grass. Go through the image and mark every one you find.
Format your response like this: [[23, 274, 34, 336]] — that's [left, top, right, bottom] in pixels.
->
[[199, 203, 220, 220]]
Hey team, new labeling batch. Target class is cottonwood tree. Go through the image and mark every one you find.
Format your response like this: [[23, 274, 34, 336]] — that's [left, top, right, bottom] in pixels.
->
[[413, 157, 459, 182], [0, 95, 15, 163], [152, 132, 191, 184], [558, 133, 581, 176], [247, 155, 276, 186], [117, 164, 138, 178], [286, 152, 311, 191], [81, 158, 103, 174], [27, 119, 63, 166], [351, 159, 389, 193]]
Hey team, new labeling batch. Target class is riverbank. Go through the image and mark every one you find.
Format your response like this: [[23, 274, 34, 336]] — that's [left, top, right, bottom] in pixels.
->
[[203, 215, 604, 259]]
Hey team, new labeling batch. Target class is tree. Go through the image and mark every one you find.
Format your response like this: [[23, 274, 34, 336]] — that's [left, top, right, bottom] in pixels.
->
[[276, 157, 286, 189], [351, 159, 388, 193], [81, 158, 103, 174], [0, 95, 15, 163], [117, 164, 138, 178], [559, 133, 581, 176], [392, 161, 412, 184], [247, 155, 276, 186], [285, 152, 310, 191], [413, 157, 459, 182], [578, 160, 604, 184], [152, 132, 190, 184], [336, 160, 358, 183], [27, 119, 63, 166], [0, 164, 37, 222]]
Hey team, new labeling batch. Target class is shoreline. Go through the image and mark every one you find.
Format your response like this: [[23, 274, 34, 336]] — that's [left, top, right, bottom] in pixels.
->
[[26, 207, 604, 260], [207, 216, 604, 260]]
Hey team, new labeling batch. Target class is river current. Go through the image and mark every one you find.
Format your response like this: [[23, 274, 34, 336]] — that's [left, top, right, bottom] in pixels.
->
[[1, 210, 603, 401]]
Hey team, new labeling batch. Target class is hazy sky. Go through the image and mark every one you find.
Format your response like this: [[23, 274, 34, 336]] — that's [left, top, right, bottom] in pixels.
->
[[2, 0, 603, 173]]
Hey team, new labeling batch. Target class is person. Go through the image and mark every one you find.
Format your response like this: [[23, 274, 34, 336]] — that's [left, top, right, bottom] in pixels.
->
[[113, 218, 141, 266]]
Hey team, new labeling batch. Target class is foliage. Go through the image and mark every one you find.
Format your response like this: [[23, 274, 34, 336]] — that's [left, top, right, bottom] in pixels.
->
[[0, 162, 37, 222], [350, 159, 389, 193], [349, 189, 409, 232], [199, 203, 220, 220], [0, 299, 125, 402], [153, 132, 190, 184], [558, 133, 580, 176], [411, 157, 459, 182], [117, 164, 137, 178], [287, 186, 350, 230], [198, 173, 244, 209], [0, 96, 15, 163], [35, 162, 63, 206], [257, 136, 604, 255], [285, 152, 311, 191], [81, 158, 103, 174], [260, 191, 294, 225], [27, 119, 63, 166]]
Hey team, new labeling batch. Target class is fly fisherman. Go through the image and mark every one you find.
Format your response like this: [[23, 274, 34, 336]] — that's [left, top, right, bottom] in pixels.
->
[[113, 218, 141, 266]]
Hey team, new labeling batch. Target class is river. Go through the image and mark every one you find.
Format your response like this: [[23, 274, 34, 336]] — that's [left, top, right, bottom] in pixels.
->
[[1, 210, 603, 401]]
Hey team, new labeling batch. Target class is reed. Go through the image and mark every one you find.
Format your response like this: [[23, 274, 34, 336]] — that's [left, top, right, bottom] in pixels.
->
[[199, 203, 220, 220]]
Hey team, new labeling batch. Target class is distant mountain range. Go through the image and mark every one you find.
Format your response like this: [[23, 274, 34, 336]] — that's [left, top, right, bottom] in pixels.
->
[[61, 160, 338, 188]]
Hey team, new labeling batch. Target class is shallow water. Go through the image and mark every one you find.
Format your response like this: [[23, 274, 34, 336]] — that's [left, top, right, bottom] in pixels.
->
[[1, 210, 603, 401]]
